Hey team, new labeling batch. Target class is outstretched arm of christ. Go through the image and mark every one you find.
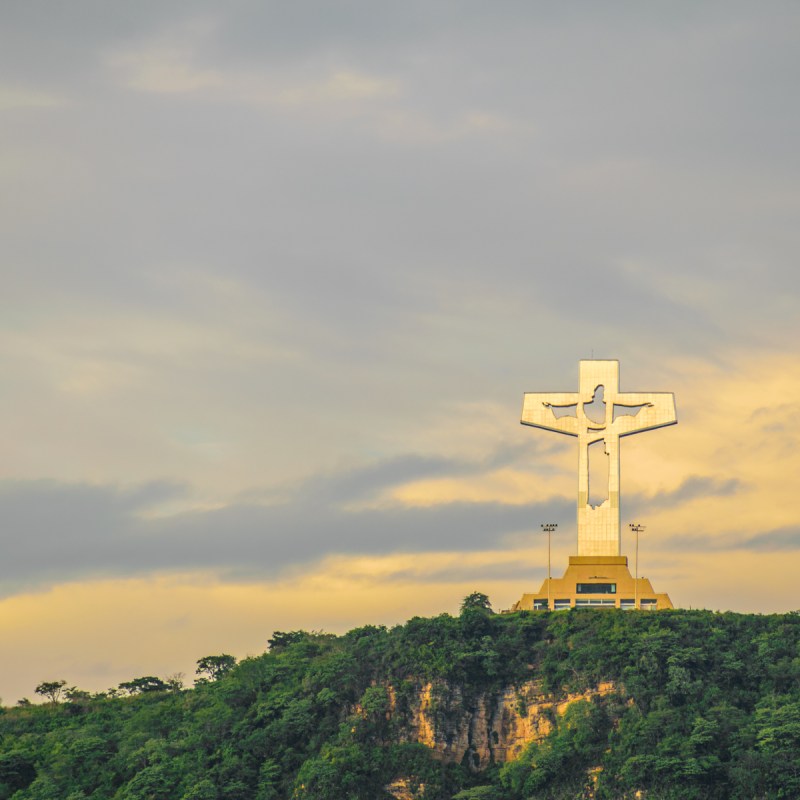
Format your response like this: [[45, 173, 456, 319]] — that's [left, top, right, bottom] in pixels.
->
[[521, 392, 580, 436], [613, 392, 676, 436]]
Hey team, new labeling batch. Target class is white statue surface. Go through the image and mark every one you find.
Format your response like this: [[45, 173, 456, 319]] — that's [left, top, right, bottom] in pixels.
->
[[521, 360, 676, 557]]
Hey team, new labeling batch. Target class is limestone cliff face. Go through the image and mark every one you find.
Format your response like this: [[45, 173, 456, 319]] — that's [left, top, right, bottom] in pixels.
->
[[390, 679, 615, 771]]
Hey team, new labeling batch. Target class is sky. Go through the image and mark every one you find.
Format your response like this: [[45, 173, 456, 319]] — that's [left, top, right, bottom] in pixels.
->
[[1, 1, 799, 703]]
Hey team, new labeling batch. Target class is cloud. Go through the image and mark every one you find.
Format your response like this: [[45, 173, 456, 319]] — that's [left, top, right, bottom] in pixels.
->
[[106, 16, 399, 115], [109, 47, 223, 93], [373, 109, 521, 145], [0, 456, 575, 596], [630, 518, 800, 558], [626, 474, 743, 514], [104, 15, 223, 93], [0, 85, 67, 109], [296, 442, 534, 506], [739, 526, 800, 553], [0, 480, 185, 586], [266, 69, 398, 106]]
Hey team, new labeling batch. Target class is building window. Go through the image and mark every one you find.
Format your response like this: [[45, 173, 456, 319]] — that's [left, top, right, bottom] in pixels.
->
[[575, 598, 616, 607], [640, 599, 657, 610], [576, 583, 616, 594], [620, 599, 636, 610], [553, 599, 571, 611], [533, 599, 549, 610]]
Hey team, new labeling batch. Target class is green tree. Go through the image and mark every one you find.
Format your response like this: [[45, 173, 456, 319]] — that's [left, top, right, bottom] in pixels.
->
[[755, 698, 800, 797], [34, 680, 67, 704], [196, 655, 237, 682], [165, 672, 185, 691], [64, 687, 91, 703], [0, 752, 37, 796], [121, 764, 174, 800], [181, 779, 219, 799], [118, 676, 169, 694], [267, 631, 308, 651], [452, 788, 502, 800], [460, 592, 493, 615]]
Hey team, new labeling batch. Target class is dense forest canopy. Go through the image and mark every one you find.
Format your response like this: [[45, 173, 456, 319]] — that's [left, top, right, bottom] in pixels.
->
[[1, 603, 799, 799]]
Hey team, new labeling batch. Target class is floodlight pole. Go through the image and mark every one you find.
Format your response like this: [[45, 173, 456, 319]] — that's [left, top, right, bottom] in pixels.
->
[[629, 523, 646, 609], [541, 523, 557, 610]]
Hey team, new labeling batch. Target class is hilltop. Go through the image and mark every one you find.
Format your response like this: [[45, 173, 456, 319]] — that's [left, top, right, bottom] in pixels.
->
[[1, 599, 799, 799]]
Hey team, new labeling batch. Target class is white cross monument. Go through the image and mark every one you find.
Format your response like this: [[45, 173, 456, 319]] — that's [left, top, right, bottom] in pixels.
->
[[512, 360, 676, 611]]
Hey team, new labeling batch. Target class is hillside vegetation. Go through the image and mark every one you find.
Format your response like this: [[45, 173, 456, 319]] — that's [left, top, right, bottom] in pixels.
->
[[1, 598, 799, 799]]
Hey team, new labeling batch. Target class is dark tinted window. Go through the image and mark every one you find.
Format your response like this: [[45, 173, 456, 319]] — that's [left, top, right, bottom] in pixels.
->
[[576, 583, 616, 594]]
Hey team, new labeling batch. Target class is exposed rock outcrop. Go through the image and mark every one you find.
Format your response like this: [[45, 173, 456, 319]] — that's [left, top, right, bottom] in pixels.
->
[[394, 679, 615, 771]]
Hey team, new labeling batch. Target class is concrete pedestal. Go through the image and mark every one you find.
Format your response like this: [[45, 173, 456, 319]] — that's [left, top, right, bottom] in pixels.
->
[[510, 556, 672, 611]]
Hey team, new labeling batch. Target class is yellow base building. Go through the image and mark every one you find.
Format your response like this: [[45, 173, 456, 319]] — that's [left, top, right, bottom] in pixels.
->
[[510, 555, 673, 611]]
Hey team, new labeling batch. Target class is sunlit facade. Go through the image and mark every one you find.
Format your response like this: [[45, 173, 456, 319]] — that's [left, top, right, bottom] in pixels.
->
[[511, 556, 673, 611]]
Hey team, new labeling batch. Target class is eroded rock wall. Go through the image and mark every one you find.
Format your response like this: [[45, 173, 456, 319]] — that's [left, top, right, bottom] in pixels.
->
[[393, 679, 615, 770]]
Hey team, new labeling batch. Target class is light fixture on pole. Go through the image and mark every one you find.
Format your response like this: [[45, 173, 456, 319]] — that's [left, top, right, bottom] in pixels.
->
[[629, 523, 646, 609], [541, 523, 558, 610]]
